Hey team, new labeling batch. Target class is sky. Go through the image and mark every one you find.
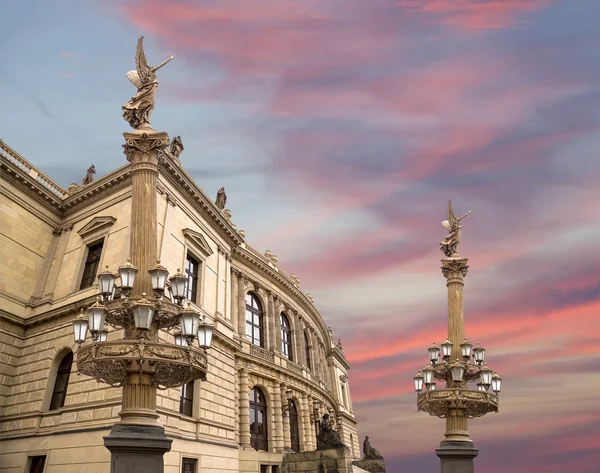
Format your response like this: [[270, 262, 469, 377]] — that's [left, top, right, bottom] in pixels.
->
[[1, 0, 600, 472]]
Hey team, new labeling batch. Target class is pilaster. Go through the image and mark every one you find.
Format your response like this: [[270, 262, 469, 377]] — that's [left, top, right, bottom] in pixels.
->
[[281, 384, 292, 451], [272, 382, 284, 452], [239, 368, 252, 449]]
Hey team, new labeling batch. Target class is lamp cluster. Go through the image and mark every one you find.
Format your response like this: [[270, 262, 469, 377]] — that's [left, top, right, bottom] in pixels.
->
[[72, 259, 213, 349], [413, 339, 502, 394]]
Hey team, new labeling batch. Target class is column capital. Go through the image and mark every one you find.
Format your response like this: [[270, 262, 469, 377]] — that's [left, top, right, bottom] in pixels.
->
[[123, 130, 170, 167], [441, 257, 469, 280]]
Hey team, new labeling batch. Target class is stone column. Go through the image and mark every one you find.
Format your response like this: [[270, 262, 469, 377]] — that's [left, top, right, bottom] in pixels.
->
[[267, 291, 276, 351], [231, 267, 239, 330], [237, 273, 246, 338], [272, 382, 284, 452], [239, 368, 252, 449], [293, 312, 305, 366], [281, 384, 292, 451], [441, 257, 471, 443], [104, 130, 172, 473], [43, 225, 72, 298], [302, 393, 314, 451]]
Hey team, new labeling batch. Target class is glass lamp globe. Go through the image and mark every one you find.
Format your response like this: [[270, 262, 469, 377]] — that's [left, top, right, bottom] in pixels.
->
[[99, 330, 108, 342], [132, 293, 155, 330], [97, 266, 116, 298], [413, 371, 424, 392], [169, 269, 188, 303], [473, 343, 485, 365], [180, 306, 200, 338], [87, 300, 108, 335], [118, 258, 138, 292], [450, 362, 465, 382], [476, 382, 486, 392], [197, 320, 214, 348], [73, 310, 89, 344], [492, 373, 502, 393], [480, 365, 493, 387], [428, 343, 440, 365], [149, 261, 169, 294], [423, 364, 435, 386], [429, 382, 437, 391], [441, 339, 453, 360], [460, 339, 473, 361]]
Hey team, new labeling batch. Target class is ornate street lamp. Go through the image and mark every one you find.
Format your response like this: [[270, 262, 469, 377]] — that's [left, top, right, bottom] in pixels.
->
[[169, 269, 187, 304], [97, 266, 117, 299], [87, 299, 108, 341], [413, 201, 502, 473], [73, 310, 88, 345], [282, 389, 294, 415], [197, 318, 214, 349], [118, 258, 138, 295], [149, 261, 169, 297]]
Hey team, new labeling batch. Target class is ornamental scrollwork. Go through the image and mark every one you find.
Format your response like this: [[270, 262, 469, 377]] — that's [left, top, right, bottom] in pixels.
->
[[441, 259, 469, 279], [417, 389, 498, 419]]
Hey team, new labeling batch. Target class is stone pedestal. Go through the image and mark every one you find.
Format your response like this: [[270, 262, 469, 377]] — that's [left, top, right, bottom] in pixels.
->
[[352, 458, 386, 473], [436, 441, 478, 473], [104, 424, 172, 473], [282, 447, 353, 473]]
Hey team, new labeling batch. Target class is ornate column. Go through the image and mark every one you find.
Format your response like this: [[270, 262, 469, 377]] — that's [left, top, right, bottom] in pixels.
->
[[272, 383, 284, 452], [281, 384, 292, 451], [239, 368, 252, 449], [302, 393, 314, 451], [441, 257, 470, 443]]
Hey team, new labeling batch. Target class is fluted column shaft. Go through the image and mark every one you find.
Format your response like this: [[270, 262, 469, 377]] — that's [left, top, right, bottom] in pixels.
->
[[272, 383, 284, 452], [237, 273, 246, 338], [281, 384, 292, 451], [231, 268, 239, 332], [239, 369, 251, 449], [441, 257, 470, 443], [302, 394, 314, 451]]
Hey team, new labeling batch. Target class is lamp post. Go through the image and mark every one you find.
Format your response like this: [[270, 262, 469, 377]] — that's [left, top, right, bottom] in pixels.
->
[[71, 128, 213, 473], [414, 201, 502, 473]]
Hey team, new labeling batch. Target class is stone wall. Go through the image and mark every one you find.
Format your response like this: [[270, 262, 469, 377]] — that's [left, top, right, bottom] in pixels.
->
[[282, 448, 354, 473]]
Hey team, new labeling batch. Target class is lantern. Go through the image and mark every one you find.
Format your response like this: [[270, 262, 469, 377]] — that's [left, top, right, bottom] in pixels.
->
[[73, 310, 89, 344], [476, 382, 486, 392], [179, 306, 200, 338], [197, 320, 214, 348], [132, 293, 155, 330], [87, 300, 107, 337], [473, 343, 485, 365], [491, 373, 502, 393], [460, 339, 473, 361], [413, 371, 424, 392], [423, 364, 435, 386], [450, 362, 465, 382], [118, 258, 138, 292], [441, 339, 453, 360], [480, 365, 493, 387], [97, 266, 116, 298], [169, 269, 188, 303], [286, 389, 293, 401], [428, 343, 440, 365], [99, 330, 108, 342], [149, 261, 169, 294], [429, 382, 437, 391], [174, 330, 184, 347]]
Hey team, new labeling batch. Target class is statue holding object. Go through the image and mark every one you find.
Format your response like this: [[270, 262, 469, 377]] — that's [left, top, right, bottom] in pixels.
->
[[440, 199, 471, 258], [316, 413, 346, 450], [123, 36, 174, 130]]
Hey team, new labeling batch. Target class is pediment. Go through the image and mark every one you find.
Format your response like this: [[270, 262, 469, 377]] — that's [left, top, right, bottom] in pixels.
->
[[182, 228, 214, 256], [77, 216, 116, 238]]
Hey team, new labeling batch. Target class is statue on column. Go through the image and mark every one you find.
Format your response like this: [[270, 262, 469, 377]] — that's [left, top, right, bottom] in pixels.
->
[[363, 436, 383, 460], [123, 36, 174, 130], [169, 136, 184, 158], [215, 187, 227, 210], [81, 165, 96, 186], [316, 413, 346, 450], [440, 200, 471, 258]]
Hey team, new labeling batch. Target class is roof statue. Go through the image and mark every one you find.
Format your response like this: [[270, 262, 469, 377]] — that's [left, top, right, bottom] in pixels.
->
[[215, 187, 227, 210], [363, 436, 384, 460], [122, 36, 174, 130], [440, 200, 471, 258], [169, 136, 184, 158], [81, 165, 96, 186]]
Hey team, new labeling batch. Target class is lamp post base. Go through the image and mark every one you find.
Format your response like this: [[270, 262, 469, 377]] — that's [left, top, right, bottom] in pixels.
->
[[104, 424, 172, 473], [436, 441, 478, 473]]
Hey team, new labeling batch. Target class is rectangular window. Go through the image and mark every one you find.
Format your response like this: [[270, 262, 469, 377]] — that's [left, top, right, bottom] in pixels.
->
[[181, 458, 197, 473], [179, 381, 194, 417], [28, 456, 46, 473], [185, 253, 200, 303], [79, 240, 104, 290]]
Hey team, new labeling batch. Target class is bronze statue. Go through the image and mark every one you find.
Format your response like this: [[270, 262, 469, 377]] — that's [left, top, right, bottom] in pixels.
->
[[81, 165, 96, 186], [215, 187, 227, 210], [363, 436, 383, 460], [169, 136, 184, 158], [440, 200, 471, 258], [316, 413, 345, 450], [123, 36, 174, 130]]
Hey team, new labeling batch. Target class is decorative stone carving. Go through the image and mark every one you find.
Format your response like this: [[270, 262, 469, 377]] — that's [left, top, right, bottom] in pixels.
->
[[337, 339, 344, 352], [169, 135, 184, 158], [316, 413, 346, 450], [264, 250, 279, 266], [215, 187, 227, 210], [363, 436, 384, 460], [122, 132, 170, 165], [441, 259, 469, 279], [306, 293, 314, 304], [182, 228, 214, 256], [122, 36, 174, 130], [66, 183, 80, 195], [222, 209, 232, 220], [81, 165, 96, 186], [238, 229, 246, 238], [417, 388, 499, 419], [289, 273, 300, 287], [440, 199, 471, 258], [339, 374, 348, 383]]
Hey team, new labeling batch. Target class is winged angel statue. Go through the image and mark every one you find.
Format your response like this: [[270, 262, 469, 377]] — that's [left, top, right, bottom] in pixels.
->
[[122, 36, 174, 130], [440, 200, 471, 257]]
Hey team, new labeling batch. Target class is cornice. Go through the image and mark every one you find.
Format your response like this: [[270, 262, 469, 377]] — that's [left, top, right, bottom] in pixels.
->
[[1, 296, 96, 328], [232, 246, 331, 343], [61, 165, 131, 212], [157, 152, 244, 247], [331, 346, 351, 371], [0, 161, 63, 213]]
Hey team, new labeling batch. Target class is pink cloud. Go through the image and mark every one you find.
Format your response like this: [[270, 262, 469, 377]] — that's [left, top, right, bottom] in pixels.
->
[[60, 52, 79, 58]]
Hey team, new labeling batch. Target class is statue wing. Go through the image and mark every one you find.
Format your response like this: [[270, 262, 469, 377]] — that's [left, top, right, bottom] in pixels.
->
[[447, 199, 457, 226], [135, 36, 150, 84]]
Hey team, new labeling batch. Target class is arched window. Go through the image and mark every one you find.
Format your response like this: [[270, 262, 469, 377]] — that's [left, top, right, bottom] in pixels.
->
[[250, 387, 268, 451], [280, 313, 293, 361], [289, 400, 300, 452], [49, 351, 73, 410], [304, 331, 311, 371], [246, 293, 264, 347]]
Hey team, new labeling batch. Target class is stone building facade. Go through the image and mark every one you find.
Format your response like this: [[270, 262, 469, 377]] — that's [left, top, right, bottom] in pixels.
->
[[0, 139, 359, 473]]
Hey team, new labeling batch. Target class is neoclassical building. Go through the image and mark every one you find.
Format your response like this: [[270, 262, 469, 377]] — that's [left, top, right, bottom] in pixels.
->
[[0, 138, 359, 473]]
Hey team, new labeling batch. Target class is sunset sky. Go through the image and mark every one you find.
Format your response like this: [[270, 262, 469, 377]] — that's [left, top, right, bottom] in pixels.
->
[[1, 1, 600, 472]]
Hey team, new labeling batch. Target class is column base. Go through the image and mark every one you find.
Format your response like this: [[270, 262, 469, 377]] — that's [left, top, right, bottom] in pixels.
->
[[104, 424, 172, 473], [436, 441, 478, 473]]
